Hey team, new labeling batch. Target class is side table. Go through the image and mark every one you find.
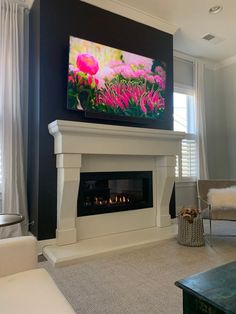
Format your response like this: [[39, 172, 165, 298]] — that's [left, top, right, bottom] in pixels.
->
[[175, 261, 236, 314], [0, 214, 24, 227]]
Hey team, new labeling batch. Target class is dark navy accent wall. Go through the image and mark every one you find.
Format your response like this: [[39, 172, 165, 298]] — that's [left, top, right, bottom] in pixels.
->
[[28, 0, 174, 240]]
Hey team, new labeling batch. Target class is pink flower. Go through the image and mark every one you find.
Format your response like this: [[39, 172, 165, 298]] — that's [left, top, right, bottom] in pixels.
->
[[87, 75, 92, 85], [69, 64, 76, 71], [155, 66, 166, 79], [158, 97, 165, 109], [95, 66, 115, 88], [68, 74, 74, 82], [120, 93, 130, 108], [146, 75, 155, 83], [76, 53, 99, 75], [95, 80, 166, 115], [147, 100, 154, 111], [121, 66, 134, 79], [72, 68, 80, 75], [75, 73, 83, 83], [154, 66, 166, 86], [154, 75, 165, 90], [151, 92, 159, 104], [134, 70, 146, 78], [108, 60, 123, 68], [140, 97, 147, 114], [122, 51, 153, 70], [115, 97, 124, 110]]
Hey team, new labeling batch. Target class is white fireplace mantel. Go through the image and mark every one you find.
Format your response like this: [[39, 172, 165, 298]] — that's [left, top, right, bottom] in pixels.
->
[[49, 120, 184, 156], [48, 120, 185, 248]]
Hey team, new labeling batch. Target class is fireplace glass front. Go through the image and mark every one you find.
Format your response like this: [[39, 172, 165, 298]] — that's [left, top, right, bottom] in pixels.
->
[[77, 171, 153, 216]]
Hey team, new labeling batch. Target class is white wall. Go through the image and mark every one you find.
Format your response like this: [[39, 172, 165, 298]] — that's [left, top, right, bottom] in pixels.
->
[[175, 182, 197, 214], [204, 67, 229, 179]]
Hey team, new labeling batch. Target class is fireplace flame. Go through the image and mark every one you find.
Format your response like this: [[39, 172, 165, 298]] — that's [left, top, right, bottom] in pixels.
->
[[93, 194, 131, 206]]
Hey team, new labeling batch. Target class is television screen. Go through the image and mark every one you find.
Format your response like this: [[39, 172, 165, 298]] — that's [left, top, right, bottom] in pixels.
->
[[67, 36, 167, 121]]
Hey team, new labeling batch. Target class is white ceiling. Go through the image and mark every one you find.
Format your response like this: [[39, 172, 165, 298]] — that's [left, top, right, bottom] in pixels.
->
[[25, 0, 236, 62], [116, 0, 236, 62]]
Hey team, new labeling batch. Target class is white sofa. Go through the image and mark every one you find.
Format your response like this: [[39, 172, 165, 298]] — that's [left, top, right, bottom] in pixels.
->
[[0, 236, 75, 314]]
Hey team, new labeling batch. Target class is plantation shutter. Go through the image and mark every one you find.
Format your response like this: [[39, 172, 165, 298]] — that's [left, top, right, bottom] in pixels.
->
[[175, 155, 179, 178], [181, 136, 197, 179]]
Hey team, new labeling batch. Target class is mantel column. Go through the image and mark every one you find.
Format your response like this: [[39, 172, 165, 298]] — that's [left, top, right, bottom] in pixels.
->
[[155, 156, 176, 227], [56, 154, 82, 245]]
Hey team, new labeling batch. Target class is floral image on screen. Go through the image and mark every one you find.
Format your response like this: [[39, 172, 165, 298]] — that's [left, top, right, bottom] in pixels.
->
[[67, 36, 166, 119]]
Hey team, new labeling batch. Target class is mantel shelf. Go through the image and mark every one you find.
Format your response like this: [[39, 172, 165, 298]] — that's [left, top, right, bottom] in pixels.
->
[[48, 120, 185, 156]]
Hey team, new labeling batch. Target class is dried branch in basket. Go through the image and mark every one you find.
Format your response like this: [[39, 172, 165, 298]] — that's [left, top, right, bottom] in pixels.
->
[[179, 207, 201, 224]]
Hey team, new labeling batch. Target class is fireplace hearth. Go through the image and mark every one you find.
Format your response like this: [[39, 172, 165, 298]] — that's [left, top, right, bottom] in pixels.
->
[[78, 171, 153, 216]]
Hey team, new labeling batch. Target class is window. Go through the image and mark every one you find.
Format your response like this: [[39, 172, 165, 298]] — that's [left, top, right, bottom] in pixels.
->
[[174, 88, 198, 181]]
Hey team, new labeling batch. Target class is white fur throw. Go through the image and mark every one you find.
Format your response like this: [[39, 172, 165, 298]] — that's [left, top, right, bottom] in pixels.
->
[[207, 186, 236, 207]]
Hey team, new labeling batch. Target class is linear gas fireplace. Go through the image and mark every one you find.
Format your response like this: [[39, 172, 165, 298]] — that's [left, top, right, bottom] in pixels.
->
[[48, 120, 184, 250], [77, 171, 153, 216]]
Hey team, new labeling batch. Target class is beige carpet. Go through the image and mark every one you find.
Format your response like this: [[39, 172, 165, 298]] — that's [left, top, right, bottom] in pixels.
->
[[41, 221, 236, 314]]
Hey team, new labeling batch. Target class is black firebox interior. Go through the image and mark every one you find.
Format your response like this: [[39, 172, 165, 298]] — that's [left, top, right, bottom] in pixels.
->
[[77, 171, 153, 216]]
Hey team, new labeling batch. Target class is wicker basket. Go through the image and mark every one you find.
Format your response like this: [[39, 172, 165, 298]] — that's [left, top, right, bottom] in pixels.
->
[[177, 215, 205, 247]]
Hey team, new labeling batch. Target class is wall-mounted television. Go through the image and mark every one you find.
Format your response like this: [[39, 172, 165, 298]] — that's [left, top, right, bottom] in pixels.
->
[[67, 36, 167, 123]]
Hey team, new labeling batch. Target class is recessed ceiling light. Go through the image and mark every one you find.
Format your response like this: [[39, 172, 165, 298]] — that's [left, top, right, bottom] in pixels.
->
[[209, 5, 223, 14]]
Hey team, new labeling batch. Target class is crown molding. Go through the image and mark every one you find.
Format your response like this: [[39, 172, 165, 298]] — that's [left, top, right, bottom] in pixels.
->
[[80, 0, 178, 35], [215, 54, 236, 70]]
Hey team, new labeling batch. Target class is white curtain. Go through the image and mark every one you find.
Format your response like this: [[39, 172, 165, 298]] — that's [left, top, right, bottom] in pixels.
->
[[195, 60, 209, 179], [0, 0, 28, 238]]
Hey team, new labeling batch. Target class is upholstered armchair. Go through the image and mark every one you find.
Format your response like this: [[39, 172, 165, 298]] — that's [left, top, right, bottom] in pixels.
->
[[197, 180, 236, 245], [0, 236, 75, 313]]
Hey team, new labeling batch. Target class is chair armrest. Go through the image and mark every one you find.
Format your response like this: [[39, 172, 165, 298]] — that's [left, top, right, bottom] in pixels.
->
[[197, 196, 212, 219], [197, 196, 209, 207], [0, 236, 37, 277]]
